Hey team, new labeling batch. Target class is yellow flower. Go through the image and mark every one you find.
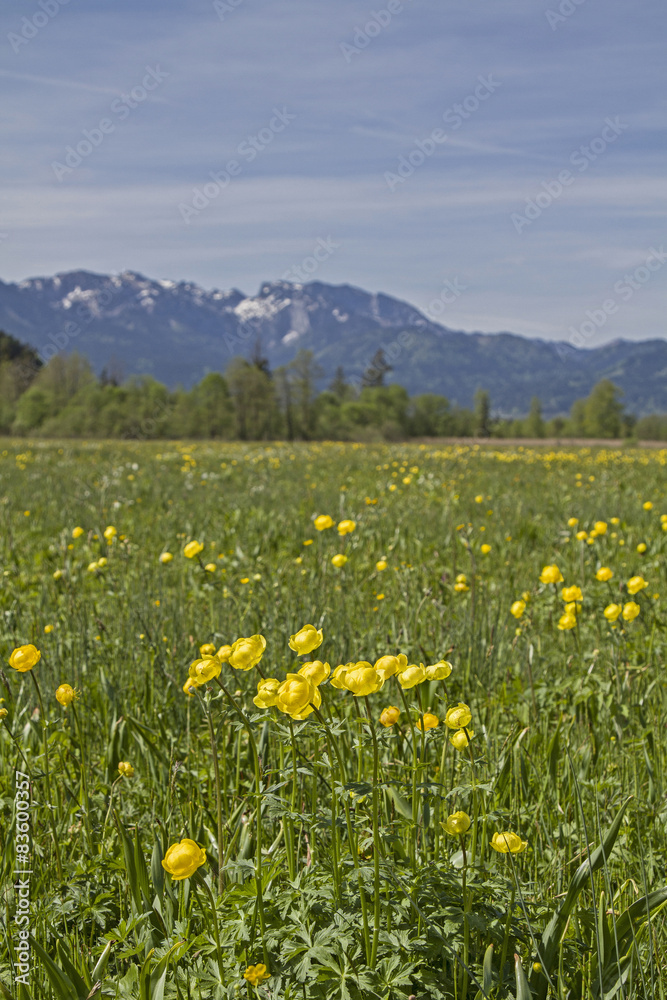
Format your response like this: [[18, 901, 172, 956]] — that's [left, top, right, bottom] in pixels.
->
[[455, 573, 467, 584], [424, 659, 453, 680], [118, 761, 135, 778], [188, 656, 222, 684], [622, 601, 640, 622], [72, 526, 84, 539], [636, 542, 647, 554], [199, 643, 217, 656], [298, 660, 330, 686], [576, 530, 588, 541], [603, 603, 622, 622], [416, 712, 439, 731], [454, 581, 470, 593], [442, 811, 471, 835], [567, 517, 578, 527], [97, 557, 108, 568], [376, 560, 387, 571], [289, 624, 324, 655], [475, 494, 483, 503], [217, 644, 232, 662], [243, 964, 270, 986], [44, 624, 54, 634], [332, 554, 348, 568], [204, 562, 217, 573], [627, 576, 648, 595], [491, 831, 527, 854], [561, 585, 583, 602], [337, 519, 356, 535], [344, 661, 384, 696], [276, 673, 321, 719], [445, 702, 472, 729], [228, 634, 267, 671], [594, 521, 608, 534], [480, 543, 491, 555], [643, 501, 653, 510], [161, 839, 207, 880], [611, 516, 621, 525], [596, 567, 613, 582], [87, 561, 99, 572], [314, 514, 334, 531], [183, 540, 204, 559], [159, 552, 173, 564], [8, 645, 41, 673], [55, 683, 76, 706], [374, 653, 407, 681], [183, 678, 197, 696], [53, 569, 64, 580], [0, 708, 7, 719], [253, 678, 281, 708], [330, 663, 352, 689], [397, 663, 426, 689], [557, 613, 577, 631], [510, 600, 526, 619], [564, 602, 580, 616], [539, 564, 563, 584], [103, 525, 117, 542], [450, 728, 475, 750], [380, 705, 400, 727]]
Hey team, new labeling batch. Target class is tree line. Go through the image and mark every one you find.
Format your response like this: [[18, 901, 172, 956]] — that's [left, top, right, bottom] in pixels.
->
[[1, 332, 665, 441]]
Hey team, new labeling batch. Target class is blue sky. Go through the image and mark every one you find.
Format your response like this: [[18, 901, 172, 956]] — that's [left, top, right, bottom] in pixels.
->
[[1, 0, 665, 346]]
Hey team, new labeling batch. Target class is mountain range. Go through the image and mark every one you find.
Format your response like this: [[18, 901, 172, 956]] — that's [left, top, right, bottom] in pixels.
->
[[0, 269, 665, 416]]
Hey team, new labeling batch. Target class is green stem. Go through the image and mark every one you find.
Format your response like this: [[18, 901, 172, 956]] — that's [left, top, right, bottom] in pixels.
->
[[71, 703, 94, 853], [30, 671, 63, 880], [364, 697, 382, 969], [197, 874, 225, 976], [200, 692, 225, 896]]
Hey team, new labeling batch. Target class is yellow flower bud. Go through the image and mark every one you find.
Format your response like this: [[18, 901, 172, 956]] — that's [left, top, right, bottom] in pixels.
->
[[276, 673, 321, 719], [379, 705, 400, 727], [397, 663, 426, 689], [490, 831, 527, 854], [445, 702, 472, 729], [539, 564, 563, 584], [344, 662, 384, 696], [8, 645, 41, 673], [161, 838, 206, 880], [253, 678, 281, 708], [228, 634, 267, 671], [374, 653, 407, 681], [416, 712, 439, 731], [183, 540, 204, 559], [337, 519, 356, 535], [118, 761, 135, 779], [55, 683, 76, 706], [289, 624, 324, 655], [442, 811, 471, 836], [424, 660, 453, 680], [298, 660, 330, 686]]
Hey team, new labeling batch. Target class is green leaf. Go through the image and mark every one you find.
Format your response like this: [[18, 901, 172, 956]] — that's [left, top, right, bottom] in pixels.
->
[[514, 953, 531, 1000]]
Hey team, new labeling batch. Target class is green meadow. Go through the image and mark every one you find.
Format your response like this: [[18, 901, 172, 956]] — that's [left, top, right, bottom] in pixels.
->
[[1, 439, 666, 999]]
